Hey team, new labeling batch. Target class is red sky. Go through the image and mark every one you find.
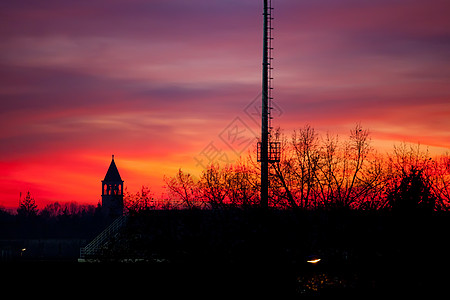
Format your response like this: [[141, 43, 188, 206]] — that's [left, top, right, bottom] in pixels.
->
[[1, 0, 449, 209]]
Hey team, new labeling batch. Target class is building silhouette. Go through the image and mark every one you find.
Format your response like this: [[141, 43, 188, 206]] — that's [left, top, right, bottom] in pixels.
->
[[101, 155, 124, 218]]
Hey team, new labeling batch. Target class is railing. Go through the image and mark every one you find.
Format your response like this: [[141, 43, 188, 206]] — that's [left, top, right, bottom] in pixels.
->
[[80, 215, 128, 258], [79, 196, 146, 259]]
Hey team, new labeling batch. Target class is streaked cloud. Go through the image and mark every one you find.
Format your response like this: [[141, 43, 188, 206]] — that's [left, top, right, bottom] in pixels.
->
[[0, 0, 449, 207]]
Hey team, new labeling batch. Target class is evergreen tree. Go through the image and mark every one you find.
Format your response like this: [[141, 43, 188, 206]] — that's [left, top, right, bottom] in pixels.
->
[[388, 167, 436, 214], [17, 191, 38, 218]]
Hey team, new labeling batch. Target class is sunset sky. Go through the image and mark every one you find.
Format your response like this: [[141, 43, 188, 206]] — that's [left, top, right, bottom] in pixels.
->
[[1, 0, 449, 209]]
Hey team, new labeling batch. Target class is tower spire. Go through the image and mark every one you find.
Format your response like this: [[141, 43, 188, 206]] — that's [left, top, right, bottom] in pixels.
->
[[102, 155, 124, 218]]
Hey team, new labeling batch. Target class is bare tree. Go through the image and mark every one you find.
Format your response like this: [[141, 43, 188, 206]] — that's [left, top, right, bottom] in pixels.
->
[[198, 162, 259, 209], [164, 169, 200, 209], [285, 124, 381, 210], [291, 124, 320, 209], [342, 124, 374, 208], [354, 152, 386, 210], [431, 153, 450, 210], [271, 132, 298, 209], [124, 186, 157, 212], [199, 164, 230, 209], [385, 143, 436, 213], [163, 126, 448, 212], [270, 124, 383, 210], [314, 131, 341, 208], [227, 162, 259, 208], [385, 143, 430, 193], [40, 202, 63, 218]]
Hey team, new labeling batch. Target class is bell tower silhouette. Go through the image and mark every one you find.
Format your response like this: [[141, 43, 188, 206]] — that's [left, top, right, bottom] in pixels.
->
[[101, 155, 124, 218]]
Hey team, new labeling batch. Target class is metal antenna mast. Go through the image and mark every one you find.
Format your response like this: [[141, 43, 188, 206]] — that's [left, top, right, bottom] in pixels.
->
[[258, 0, 280, 208]]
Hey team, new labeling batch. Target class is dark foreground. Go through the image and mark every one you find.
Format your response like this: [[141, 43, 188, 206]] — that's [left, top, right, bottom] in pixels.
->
[[3, 209, 450, 296], [3, 259, 450, 297]]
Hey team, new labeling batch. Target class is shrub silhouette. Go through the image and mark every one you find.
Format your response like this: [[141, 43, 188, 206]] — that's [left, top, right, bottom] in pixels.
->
[[388, 167, 436, 214]]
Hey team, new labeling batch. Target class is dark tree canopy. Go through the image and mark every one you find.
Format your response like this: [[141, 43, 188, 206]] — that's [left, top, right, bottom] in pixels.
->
[[17, 191, 38, 218]]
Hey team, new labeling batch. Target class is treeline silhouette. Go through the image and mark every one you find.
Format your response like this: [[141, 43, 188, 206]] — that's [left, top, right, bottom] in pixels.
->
[[163, 124, 449, 213], [0, 196, 105, 239], [3, 125, 449, 217]]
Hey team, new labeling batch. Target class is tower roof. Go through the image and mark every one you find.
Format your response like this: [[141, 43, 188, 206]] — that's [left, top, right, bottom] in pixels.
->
[[103, 155, 123, 182]]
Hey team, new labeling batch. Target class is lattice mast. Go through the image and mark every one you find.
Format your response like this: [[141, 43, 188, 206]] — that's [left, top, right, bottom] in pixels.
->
[[259, 0, 279, 208]]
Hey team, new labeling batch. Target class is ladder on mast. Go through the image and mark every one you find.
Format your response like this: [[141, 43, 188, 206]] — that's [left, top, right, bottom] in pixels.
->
[[259, 0, 280, 208]]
